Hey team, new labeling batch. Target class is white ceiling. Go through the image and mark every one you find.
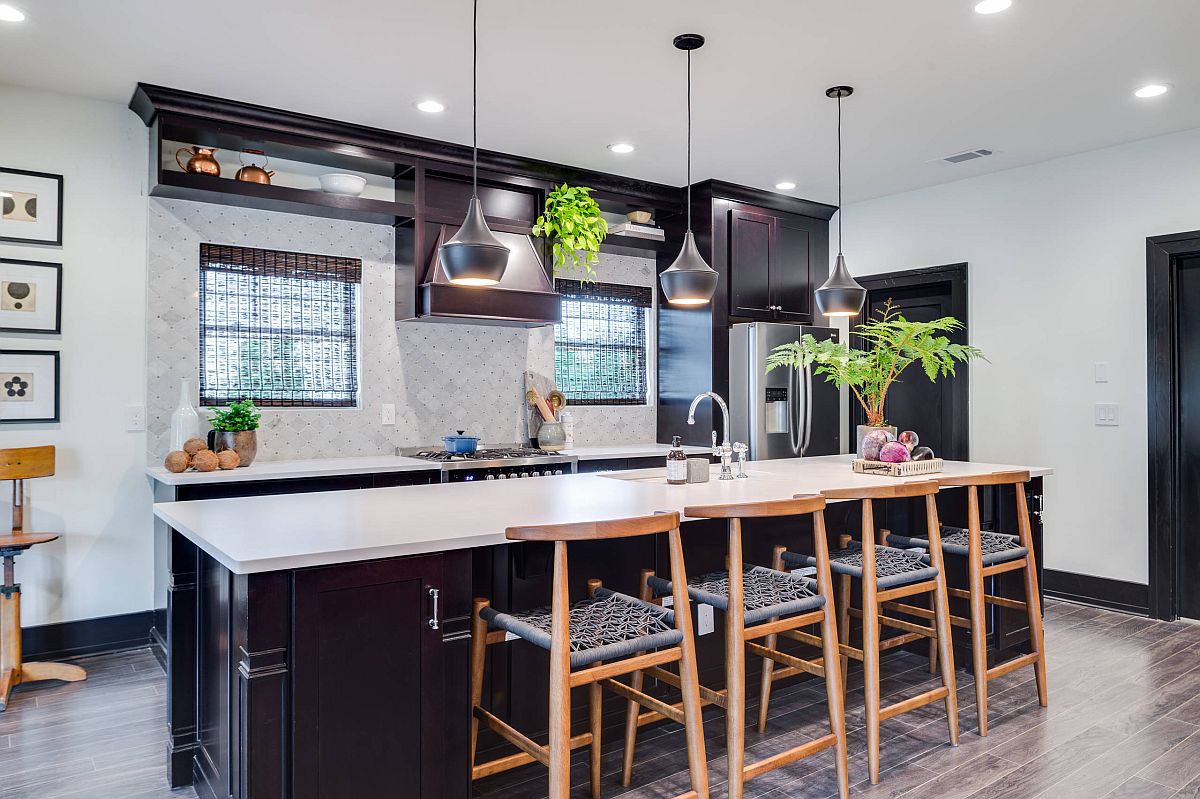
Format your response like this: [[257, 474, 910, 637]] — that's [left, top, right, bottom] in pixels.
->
[[2, 0, 1198, 203]]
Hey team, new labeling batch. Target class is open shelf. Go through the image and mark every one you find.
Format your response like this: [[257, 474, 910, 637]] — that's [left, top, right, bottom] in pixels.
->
[[153, 171, 416, 226], [601, 232, 674, 253]]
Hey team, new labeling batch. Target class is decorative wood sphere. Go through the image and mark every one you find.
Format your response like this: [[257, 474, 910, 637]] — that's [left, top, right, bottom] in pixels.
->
[[164, 451, 191, 473], [183, 437, 208, 456], [191, 450, 220, 472], [217, 450, 241, 470]]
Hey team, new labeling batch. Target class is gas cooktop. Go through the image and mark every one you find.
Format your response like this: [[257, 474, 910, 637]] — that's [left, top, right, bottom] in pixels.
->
[[410, 447, 559, 463]]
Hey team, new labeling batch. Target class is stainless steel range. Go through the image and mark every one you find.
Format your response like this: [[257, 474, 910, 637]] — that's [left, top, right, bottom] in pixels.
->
[[403, 446, 578, 483]]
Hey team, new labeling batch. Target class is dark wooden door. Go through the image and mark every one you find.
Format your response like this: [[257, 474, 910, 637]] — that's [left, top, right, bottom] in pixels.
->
[[1175, 254, 1200, 620], [772, 216, 817, 323], [728, 208, 776, 319], [293, 553, 446, 799], [851, 264, 970, 461]]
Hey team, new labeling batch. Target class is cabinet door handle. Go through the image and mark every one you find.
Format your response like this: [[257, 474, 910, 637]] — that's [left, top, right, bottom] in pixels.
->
[[428, 587, 441, 630]]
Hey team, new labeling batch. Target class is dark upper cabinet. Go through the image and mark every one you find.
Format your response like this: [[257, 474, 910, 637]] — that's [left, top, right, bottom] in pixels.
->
[[726, 202, 819, 323]]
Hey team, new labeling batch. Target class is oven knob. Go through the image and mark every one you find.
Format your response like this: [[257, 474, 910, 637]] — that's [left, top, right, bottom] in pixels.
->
[[519, 471, 529, 478], [497, 473, 507, 479], [554, 469, 564, 475], [485, 474, 494, 480]]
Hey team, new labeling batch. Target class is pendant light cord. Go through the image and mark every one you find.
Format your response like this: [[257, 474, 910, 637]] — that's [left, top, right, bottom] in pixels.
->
[[472, 0, 479, 199], [836, 93, 843, 255], [685, 48, 693, 233]]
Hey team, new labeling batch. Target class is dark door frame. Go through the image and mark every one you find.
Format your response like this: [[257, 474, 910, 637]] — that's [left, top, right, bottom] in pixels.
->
[[1147, 229, 1200, 621], [849, 262, 970, 460]]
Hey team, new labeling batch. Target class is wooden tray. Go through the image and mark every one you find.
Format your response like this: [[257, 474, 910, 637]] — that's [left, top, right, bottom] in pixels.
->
[[853, 458, 944, 477]]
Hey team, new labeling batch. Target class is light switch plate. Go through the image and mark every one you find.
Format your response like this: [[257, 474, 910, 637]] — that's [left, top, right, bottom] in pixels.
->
[[697, 603, 715, 636], [1094, 402, 1119, 426], [125, 403, 146, 432], [381, 403, 396, 425], [1094, 362, 1110, 383]]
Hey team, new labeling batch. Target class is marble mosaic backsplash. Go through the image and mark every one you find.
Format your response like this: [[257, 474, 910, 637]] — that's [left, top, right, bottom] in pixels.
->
[[145, 199, 657, 462]]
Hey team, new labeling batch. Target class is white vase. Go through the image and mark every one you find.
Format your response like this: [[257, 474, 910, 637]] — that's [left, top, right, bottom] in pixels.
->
[[169, 378, 201, 451]]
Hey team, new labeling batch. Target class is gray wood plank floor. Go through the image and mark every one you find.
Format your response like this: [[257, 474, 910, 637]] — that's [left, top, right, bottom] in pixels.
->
[[2, 600, 1198, 798]]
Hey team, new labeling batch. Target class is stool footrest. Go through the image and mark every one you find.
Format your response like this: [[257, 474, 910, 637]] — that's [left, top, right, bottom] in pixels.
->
[[880, 686, 950, 721], [743, 732, 839, 781], [986, 651, 1040, 682]]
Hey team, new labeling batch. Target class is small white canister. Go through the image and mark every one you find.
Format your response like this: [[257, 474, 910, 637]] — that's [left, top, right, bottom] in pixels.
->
[[560, 411, 575, 448]]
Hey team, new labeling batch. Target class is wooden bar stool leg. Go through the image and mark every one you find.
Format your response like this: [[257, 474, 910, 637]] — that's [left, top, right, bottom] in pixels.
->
[[725, 520, 747, 799], [468, 598, 490, 769], [965, 488, 990, 736], [925, 497, 959, 746], [0, 559, 20, 711], [859, 502, 883, 785], [621, 569, 655, 786], [548, 541, 572, 799], [668, 527, 710, 799], [813, 511, 850, 799], [1016, 488, 1049, 707], [757, 545, 787, 733], [586, 579, 604, 799]]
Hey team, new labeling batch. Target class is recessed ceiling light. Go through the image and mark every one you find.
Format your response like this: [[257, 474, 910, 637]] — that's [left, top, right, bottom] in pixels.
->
[[416, 99, 445, 113], [608, 142, 635, 154], [0, 4, 26, 22], [775, 181, 796, 191], [1134, 83, 1171, 99], [974, 0, 1012, 14]]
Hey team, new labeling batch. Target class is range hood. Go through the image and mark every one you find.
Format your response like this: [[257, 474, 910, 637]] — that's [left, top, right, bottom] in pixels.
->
[[417, 226, 562, 327]]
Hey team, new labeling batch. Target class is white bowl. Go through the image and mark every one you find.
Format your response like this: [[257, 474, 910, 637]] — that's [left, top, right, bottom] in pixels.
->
[[319, 173, 367, 196]]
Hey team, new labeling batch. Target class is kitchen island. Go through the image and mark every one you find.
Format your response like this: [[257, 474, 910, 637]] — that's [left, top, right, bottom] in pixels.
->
[[154, 455, 1049, 799]]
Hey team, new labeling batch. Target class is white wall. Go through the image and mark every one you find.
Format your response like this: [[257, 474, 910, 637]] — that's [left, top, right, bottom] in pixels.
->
[[838, 126, 1200, 585], [0, 87, 151, 627]]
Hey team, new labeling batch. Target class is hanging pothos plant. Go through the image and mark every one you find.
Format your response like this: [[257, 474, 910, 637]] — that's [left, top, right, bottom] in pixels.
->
[[532, 183, 608, 280]]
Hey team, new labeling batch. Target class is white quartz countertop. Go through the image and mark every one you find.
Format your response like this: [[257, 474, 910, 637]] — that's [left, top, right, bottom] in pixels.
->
[[153, 455, 1051, 575], [144, 443, 708, 486]]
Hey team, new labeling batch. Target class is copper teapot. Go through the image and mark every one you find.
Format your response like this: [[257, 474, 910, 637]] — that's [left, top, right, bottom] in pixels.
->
[[176, 146, 221, 177], [235, 149, 275, 185]]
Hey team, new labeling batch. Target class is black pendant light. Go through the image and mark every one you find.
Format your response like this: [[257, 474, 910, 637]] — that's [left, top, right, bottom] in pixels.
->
[[438, 0, 509, 286], [814, 86, 867, 317], [659, 33, 719, 306]]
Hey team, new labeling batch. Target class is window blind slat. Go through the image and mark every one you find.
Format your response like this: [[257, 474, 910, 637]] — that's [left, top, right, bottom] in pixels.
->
[[553, 279, 650, 406]]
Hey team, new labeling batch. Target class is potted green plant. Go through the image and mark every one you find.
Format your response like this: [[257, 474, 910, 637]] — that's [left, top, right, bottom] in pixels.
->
[[207, 399, 262, 467], [765, 301, 984, 457], [532, 183, 608, 280]]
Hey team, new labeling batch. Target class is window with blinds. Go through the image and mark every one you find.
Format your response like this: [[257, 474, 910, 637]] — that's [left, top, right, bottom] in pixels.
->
[[199, 244, 361, 408], [554, 279, 652, 405]]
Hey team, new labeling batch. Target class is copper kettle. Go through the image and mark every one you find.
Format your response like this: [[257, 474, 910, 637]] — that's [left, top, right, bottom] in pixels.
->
[[176, 146, 221, 177], [235, 150, 275, 185]]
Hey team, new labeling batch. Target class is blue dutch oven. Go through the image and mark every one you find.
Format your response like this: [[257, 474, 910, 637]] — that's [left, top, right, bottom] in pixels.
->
[[442, 431, 480, 454]]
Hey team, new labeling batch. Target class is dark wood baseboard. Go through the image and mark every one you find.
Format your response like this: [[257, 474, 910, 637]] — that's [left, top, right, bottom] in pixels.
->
[[21, 610, 155, 662], [1044, 569, 1149, 616]]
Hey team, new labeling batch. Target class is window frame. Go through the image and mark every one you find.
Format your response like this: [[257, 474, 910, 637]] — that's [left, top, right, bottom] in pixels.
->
[[553, 278, 653, 407]]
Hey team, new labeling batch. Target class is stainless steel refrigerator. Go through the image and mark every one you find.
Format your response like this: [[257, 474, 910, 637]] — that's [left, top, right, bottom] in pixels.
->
[[729, 323, 841, 460]]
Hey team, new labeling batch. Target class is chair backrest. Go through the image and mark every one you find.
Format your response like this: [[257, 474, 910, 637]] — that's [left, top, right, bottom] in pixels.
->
[[684, 494, 825, 520], [0, 446, 55, 481], [822, 480, 940, 501], [936, 470, 1030, 487], [506, 511, 681, 541]]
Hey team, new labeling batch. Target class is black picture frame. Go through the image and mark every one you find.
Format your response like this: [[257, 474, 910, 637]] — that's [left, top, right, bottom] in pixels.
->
[[0, 349, 60, 424], [0, 257, 63, 334], [0, 167, 64, 246]]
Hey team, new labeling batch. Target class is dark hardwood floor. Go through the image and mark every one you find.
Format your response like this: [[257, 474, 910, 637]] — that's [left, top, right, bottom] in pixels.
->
[[2, 600, 1198, 798]]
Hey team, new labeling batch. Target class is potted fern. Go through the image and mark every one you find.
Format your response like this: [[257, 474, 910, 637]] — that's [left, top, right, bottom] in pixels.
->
[[532, 183, 608, 281], [207, 399, 262, 467], [765, 302, 984, 457]]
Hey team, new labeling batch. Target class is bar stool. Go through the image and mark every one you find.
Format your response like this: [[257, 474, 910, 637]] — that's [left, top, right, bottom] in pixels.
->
[[1, 446, 87, 711], [469, 512, 708, 799], [623, 496, 850, 799], [886, 470, 1047, 735], [764, 481, 959, 785]]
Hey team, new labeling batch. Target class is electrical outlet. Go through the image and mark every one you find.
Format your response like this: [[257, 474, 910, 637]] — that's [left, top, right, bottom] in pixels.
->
[[697, 603, 715, 636], [1094, 362, 1110, 383], [381, 403, 396, 425], [125, 403, 146, 432], [1094, 402, 1119, 426]]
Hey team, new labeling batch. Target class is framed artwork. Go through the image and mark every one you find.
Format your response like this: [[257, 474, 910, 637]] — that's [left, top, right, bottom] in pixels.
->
[[0, 258, 62, 334], [0, 168, 64, 246], [0, 350, 60, 424]]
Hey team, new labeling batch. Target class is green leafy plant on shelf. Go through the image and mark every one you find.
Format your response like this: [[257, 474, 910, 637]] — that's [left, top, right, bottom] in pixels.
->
[[532, 183, 608, 280], [208, 399, 262, 432], [765, 300, 985, 428]]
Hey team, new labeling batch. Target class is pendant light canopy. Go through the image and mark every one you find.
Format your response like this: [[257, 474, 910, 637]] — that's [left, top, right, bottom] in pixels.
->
[[660, 33, 719, 307], [814, 85, 866, 318], [438, 0, 509, 286]]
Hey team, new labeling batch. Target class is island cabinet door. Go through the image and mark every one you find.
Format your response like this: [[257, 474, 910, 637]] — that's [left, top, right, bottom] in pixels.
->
[[292, 553, 447, 799]]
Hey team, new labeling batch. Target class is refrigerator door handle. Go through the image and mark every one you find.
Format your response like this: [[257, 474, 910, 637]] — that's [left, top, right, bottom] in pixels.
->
[[801, 363, 814, 456], [789, 365, 804, 455]]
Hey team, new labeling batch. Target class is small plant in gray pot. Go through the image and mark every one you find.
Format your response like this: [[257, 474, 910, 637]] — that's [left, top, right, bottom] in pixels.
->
[[207, 399, 261, 467]]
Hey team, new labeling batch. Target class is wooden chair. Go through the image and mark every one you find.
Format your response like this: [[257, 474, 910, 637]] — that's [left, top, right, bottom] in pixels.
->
[[469, 512, 708, 799], [764, 481, 959, 785], [1, 446, 87, 711], [886, 471, 1047, 735], [621, 496, 850, 799]]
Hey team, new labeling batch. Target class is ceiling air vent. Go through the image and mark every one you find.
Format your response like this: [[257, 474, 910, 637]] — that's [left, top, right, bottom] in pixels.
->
[[939, 148, 994, 164]]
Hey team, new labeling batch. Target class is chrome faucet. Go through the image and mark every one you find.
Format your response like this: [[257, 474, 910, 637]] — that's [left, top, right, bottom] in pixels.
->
[[687, 391, 737, 480]]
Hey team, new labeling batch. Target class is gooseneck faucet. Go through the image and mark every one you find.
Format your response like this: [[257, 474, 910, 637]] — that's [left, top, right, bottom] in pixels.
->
[[687, 391, 736, 480]]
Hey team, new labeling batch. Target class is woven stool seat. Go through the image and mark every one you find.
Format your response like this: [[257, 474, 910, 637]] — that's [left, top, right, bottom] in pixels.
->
[[887, 526, 1028, 567], [480, 588, 682, 669], [783, 544, 938, 589], [648, 566, 825, 625]]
